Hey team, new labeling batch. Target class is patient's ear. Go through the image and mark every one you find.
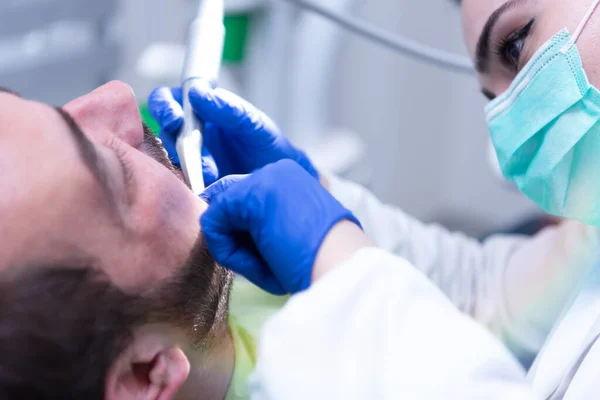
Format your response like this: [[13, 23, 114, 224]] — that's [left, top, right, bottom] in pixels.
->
[[105, 329, 190, 400]]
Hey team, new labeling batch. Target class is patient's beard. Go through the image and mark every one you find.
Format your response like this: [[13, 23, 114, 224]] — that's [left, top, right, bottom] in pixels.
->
[[140, 124, 232, 346], [148, 235, 233, 348]]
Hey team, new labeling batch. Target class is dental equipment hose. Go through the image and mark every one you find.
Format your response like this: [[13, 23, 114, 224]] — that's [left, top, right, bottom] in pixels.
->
[[177, 0, 225, 195], [280, 0, 474, 75]]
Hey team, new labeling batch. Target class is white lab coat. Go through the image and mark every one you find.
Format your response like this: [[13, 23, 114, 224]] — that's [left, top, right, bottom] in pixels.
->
[[249, 175, 600, 399]]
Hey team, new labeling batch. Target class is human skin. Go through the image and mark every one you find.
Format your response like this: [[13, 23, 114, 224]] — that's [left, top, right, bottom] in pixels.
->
[[0, 81, 234, 399], [461, 0, 600, 99], [0, 81, 206, 291]]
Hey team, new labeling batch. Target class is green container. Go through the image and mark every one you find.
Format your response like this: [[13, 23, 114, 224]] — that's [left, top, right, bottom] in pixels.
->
[[140, 103, 161, 136], [223, 13, 251, 64]]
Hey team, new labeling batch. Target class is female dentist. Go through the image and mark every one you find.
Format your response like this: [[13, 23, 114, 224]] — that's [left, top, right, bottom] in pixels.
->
[[148, 0, 600, 396]]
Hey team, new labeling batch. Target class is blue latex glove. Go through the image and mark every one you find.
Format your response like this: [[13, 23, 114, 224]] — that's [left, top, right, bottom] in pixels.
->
[[147, 84, 319, 187], [200, 159, 360, 295], [147, 86, 219, 185]]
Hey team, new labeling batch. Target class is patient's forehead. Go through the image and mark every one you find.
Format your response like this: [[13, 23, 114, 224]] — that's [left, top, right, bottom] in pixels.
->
[[0, 92, 107, 272], [0, 93, 83, 197]]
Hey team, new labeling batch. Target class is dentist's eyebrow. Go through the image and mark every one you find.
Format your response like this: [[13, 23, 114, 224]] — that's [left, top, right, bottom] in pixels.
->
[[476, 0, 529, 73], [0, 87, 20, 96]]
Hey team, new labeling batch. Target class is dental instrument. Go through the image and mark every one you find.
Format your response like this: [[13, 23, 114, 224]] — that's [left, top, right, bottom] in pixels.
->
[[177, 0, 225, 195]]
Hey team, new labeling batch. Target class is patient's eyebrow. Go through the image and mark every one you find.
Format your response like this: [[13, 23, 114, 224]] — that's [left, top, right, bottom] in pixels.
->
[[54, 107, 121, 219]]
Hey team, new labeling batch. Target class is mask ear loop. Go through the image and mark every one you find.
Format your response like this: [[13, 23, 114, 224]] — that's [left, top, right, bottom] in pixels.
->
[[562, 0, 600, 53]]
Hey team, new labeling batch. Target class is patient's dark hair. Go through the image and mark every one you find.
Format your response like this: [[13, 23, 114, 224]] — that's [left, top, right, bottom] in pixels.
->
[[0, 266, 147, 400], [0, 241, 231, 399]]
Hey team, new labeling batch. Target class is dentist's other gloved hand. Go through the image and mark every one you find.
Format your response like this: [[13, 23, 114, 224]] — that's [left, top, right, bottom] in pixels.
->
[[147, 84, 319, 187], [200, 160, 360, 295]]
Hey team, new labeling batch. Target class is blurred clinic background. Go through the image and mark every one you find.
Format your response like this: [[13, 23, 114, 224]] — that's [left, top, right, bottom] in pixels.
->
[[0, 0, 549, 238]]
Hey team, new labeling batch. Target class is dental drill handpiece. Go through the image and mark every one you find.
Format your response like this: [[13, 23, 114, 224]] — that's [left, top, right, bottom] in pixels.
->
[[177, 0, 225, 195]]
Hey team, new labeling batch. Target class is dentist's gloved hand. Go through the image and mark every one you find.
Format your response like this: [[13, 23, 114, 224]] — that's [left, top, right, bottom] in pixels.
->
[[147, 86, 220, 185], [200, 160, 359, 295], [147, 84, 319, 187]]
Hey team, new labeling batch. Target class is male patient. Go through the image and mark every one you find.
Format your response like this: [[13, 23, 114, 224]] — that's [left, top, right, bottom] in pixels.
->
[[0, 82, 282, 399]]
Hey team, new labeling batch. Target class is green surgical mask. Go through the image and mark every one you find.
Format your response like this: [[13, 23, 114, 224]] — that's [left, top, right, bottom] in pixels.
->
[[486, 0, 600, 225]]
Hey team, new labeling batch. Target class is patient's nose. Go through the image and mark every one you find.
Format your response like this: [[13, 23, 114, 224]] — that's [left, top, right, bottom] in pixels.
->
[[63, 81, 144, 149]]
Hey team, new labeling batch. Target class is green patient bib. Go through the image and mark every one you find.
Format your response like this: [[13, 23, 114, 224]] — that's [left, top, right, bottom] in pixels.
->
[[225, 278, 289, 400]]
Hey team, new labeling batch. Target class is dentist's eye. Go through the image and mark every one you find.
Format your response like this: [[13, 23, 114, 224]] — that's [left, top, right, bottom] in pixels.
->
[[496, 19, 534, 72]]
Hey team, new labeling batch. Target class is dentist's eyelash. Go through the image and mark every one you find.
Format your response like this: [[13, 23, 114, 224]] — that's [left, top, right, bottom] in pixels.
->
[[495, 18, 535, 72]]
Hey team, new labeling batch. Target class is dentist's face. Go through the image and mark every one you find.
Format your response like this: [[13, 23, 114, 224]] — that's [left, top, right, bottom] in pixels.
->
[[461, 0, 600, 100]]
